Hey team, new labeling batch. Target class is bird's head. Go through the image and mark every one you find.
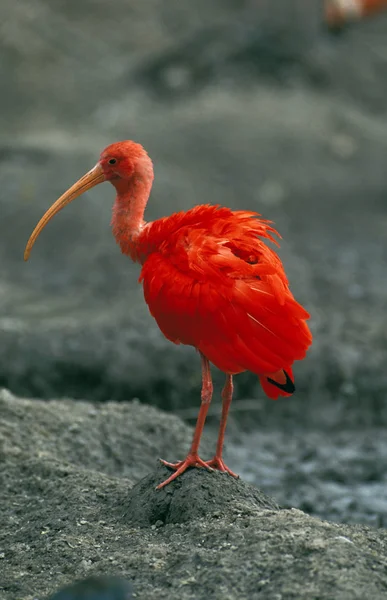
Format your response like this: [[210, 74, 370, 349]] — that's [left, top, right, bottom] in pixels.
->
[[24, 140, 153, 261], [99, 140, 153, 182]]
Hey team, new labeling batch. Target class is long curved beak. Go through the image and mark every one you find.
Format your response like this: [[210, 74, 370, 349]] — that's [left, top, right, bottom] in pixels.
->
[[24, 163, 106, 261]]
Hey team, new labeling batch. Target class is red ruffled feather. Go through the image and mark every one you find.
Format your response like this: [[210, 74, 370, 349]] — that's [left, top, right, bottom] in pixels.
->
[[137, 205, 312, 399]]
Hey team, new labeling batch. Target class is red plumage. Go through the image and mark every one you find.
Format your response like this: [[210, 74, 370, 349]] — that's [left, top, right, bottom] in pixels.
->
[[24, 140, 312, 489], [139, 205, 311, 399]]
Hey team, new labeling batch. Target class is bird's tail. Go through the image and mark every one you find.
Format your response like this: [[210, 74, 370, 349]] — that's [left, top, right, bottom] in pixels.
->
[[259, 367, 295, 400]]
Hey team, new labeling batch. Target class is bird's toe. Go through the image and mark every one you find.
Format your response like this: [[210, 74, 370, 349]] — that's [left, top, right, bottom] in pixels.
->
[[159, 458, 184, 469], [157, 453, 214, 489], [204, 456, 239, 478]]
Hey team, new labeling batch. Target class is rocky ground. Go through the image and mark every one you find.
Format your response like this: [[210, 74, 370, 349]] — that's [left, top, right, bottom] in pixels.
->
[[2, 2, 387, 598], [2, 389, 387, 600]]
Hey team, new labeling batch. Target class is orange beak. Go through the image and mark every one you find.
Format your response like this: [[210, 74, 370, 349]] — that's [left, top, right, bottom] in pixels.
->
[[24, 163, 106, 261]]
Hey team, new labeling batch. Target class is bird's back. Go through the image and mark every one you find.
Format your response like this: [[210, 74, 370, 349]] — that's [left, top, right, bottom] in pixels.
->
[[138, 204, 312, 398]]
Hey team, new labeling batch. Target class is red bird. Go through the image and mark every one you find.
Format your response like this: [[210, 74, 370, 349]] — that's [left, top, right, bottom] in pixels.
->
[[24, 141, 312, 489], [325, 0, 387, 27]]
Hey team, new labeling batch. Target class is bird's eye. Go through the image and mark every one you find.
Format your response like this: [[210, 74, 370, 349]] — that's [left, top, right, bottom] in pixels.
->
[[108, 158, 117, 165]]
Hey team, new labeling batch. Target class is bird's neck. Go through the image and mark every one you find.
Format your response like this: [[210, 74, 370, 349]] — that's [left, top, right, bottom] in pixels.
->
[[111, 163, 154, 261]]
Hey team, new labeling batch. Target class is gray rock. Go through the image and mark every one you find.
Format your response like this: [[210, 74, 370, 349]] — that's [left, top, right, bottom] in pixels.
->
[[122, 464, 279, 527], [1, 389, 387, 600]]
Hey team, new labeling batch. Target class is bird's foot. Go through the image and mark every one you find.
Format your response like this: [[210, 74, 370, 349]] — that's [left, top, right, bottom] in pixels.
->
[[203, 456, 239, 478], [157, 454, 213, 489]]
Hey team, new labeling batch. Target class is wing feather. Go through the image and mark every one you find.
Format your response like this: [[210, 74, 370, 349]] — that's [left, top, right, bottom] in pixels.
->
[[139, 206, 312, 394]]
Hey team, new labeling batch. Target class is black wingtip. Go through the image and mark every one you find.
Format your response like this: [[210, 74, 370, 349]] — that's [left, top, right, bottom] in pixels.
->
[[267, 370, 295, 394]]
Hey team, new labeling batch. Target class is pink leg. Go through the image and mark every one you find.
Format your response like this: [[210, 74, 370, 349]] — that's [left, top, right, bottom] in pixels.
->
[[157, 353, 214, 489], [205, 374, 238, 478]]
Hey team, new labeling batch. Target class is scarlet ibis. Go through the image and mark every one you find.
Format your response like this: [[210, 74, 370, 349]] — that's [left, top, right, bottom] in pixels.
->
[[24, 141, 312, 489], [325, 0, 387, 27]]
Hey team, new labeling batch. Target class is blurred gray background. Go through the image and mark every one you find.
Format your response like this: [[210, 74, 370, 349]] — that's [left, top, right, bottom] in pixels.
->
[[1, 0, 387, 523]]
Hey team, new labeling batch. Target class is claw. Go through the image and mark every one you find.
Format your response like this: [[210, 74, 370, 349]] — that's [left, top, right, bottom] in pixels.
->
[[159, 458, 184, 469], [204, 456, 239, 478], [157, 454, 213, 489]]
